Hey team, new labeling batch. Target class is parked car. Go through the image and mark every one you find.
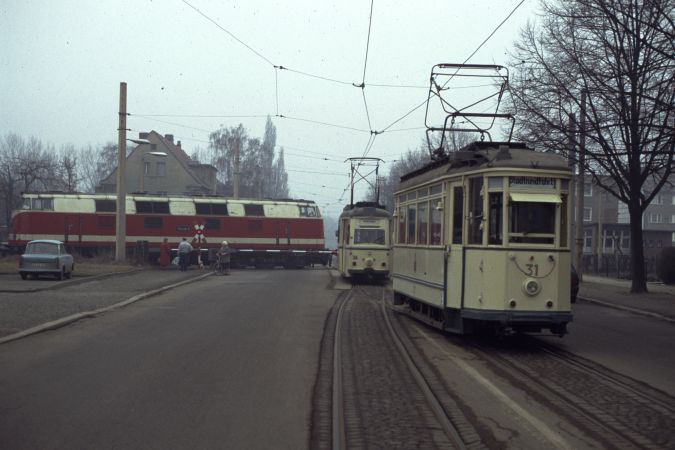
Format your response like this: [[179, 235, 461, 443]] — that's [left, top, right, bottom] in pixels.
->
[[19, 240, 74, 280], [571, 264, 579, 303]]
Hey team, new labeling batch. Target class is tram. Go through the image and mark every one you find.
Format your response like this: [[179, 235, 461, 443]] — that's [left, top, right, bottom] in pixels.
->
[[392, 141, 573, 335], [336, 201, 391, 281]]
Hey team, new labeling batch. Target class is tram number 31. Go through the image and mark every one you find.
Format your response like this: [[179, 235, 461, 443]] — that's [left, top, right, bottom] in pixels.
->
[[525, 264, 539, 276]]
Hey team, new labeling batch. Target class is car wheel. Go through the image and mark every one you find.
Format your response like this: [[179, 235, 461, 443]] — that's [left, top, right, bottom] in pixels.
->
[[57, 268, 64, 281], [20, 272, 27, 280]]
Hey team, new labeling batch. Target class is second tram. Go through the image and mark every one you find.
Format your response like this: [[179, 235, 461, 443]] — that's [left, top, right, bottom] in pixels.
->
[[392, 141, 573, 335], [336, 202, 391, 281]]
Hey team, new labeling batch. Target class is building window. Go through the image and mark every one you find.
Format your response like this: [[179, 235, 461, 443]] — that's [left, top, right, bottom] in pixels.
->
[[583, 207, 592, 222], [156, 162, 166, 176], [143, 161, 150, 175], [584, 230, 593, 251], [584, 183, 593, 197], [649, 213, 662, 223]]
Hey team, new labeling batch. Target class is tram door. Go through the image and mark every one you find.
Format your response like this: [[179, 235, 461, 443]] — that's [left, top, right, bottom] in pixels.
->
[[445, 182, 465, 312]]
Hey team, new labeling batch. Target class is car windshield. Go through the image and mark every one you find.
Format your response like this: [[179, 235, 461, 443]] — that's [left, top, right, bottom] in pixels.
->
[[26, 242, 58, 255]]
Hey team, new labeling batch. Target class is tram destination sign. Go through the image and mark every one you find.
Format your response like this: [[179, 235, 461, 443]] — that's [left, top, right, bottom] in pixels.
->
[[509, 176, 556, 189]]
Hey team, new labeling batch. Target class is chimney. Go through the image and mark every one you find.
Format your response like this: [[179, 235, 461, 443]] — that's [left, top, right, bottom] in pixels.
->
[[139, 132, 149, 139], [177, 140, 181, 148], [165, 134, 174, 143]]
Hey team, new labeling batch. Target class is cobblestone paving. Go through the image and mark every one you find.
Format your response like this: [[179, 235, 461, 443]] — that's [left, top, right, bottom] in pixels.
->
[[339, 288, 453, 449], [477, 338, 675, 449]]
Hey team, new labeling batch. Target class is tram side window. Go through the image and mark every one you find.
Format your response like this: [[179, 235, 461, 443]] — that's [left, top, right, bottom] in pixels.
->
[[430, 202, 442, 245], [398, 206, 406, 244], [509, 201, 556, 244], [488, 193, 503, 245], [452, 187, 463, 244], [468, 178, 484, 244], [418, 201, 428, 245], [407, 204, 417, 244]]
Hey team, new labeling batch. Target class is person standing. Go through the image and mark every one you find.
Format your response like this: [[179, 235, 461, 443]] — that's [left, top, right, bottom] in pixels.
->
[[177, 238, 193, 272], [216, 240, 232, 275], [159, 237, 170, 269]]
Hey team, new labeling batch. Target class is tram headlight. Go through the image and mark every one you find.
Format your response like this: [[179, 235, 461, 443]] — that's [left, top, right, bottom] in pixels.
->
[[522, 278, 541, 296]]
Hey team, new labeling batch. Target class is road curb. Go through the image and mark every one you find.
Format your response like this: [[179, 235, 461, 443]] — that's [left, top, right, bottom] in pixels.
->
[[0, 268, 146, 293], [578, 296, 675, 324], [0, 271, 214, 345]]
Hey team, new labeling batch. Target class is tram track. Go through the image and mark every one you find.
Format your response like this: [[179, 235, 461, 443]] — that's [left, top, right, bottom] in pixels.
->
[[327, 284, 485, 450], [468, 335, 675, 449]]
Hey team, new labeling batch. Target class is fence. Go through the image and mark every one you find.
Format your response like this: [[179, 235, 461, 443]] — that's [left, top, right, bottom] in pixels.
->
[[582, 254, 658, 279]]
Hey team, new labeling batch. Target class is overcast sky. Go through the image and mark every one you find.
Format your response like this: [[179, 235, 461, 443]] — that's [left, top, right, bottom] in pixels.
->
[[2, 0, 538, 218]]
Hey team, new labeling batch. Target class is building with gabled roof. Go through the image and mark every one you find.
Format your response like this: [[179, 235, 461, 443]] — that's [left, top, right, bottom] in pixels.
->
[[97, 131, 217, 196]]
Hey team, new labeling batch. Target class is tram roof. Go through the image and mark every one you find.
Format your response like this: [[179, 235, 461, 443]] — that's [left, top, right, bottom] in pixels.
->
[[399, 141, 571, 189], [340, 202, 390, 219]]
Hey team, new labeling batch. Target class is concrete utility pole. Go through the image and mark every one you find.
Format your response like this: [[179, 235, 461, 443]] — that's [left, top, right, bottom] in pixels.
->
[[115, 82, 127, 262], [575, 90, 587, 277], [233, 138, 240, 199]]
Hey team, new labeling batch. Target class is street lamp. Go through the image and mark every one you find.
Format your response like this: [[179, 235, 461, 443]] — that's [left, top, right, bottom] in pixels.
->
[[139, 151, 168, 193]]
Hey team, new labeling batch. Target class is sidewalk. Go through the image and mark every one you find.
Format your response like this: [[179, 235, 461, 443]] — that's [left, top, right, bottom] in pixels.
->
[[578, 274, 675, 322]]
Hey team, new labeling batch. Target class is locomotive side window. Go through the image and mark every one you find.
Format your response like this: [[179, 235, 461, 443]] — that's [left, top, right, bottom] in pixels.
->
[[468, 178, 484, 244], [195, 203, 228, 216], [144, 217, 163, 229], [135, 201, 169, 214], [244, 204, 265, 216], [417, 201, 428, 245], [27, 198, 54, 210], [95, 200, 116, 213], [452, 187, 464, 244]]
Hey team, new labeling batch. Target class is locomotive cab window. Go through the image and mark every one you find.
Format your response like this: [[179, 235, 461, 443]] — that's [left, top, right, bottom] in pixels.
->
[[299, 205, 318, 217]]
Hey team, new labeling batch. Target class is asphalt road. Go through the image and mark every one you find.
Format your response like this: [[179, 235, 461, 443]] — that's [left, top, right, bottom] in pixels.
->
[[0, 268, 338, 450]]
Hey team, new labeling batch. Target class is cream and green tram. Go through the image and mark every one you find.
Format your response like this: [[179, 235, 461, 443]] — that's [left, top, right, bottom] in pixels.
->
[[392, 141, 573, 335], [336, 202, 391, 281]]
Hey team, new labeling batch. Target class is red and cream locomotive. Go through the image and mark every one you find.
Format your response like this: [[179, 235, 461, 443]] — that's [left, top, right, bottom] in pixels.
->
[[9, 192, 331, 268]]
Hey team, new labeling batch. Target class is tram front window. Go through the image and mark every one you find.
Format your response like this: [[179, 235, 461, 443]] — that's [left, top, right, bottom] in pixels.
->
[[509, 201, 556, 244], [354, 228, 386, 244]]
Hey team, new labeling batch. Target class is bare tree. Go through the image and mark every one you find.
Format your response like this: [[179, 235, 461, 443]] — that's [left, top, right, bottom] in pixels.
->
[[370, 144, 430, 212], [508, 0, 674, 293], [55, 144, 79, 192]]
